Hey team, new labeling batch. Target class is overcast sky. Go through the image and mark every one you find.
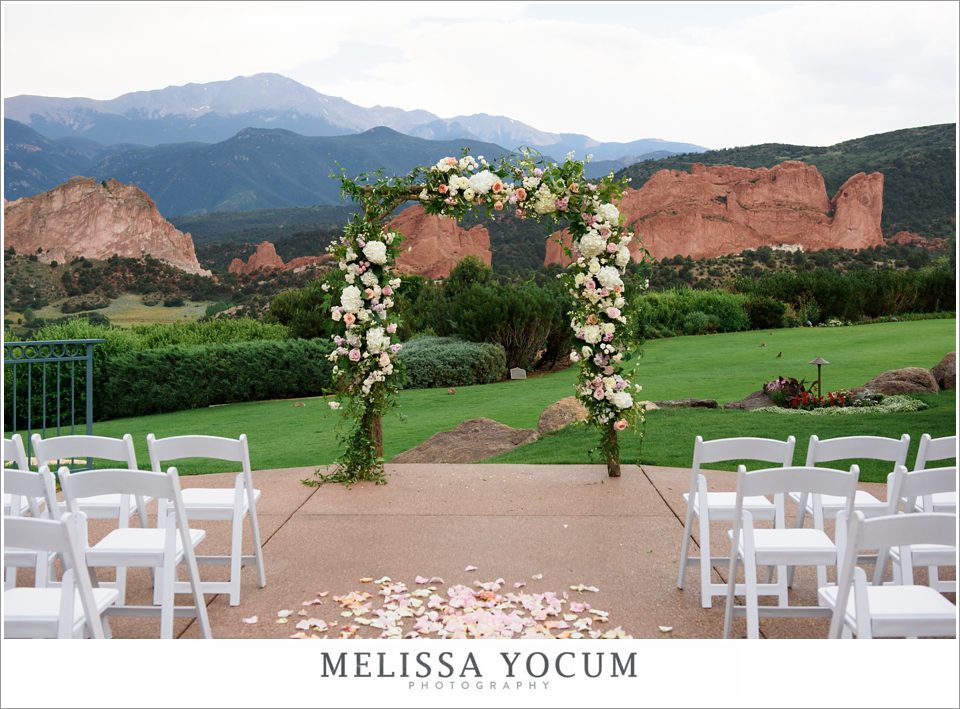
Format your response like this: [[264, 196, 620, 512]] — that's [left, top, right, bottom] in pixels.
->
[[2, 1, 957, 148]]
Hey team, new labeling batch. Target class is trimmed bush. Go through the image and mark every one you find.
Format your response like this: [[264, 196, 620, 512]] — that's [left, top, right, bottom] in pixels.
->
[[98, 339, 333, 419], [635, 289, 750, 339], [398, 337, 506, 389], [743, 296, 787, 330]]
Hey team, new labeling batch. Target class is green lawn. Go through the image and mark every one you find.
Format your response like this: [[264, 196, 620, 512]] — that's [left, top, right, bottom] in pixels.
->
[[91, 319, 957, 478], [31, 294, 211, 327]]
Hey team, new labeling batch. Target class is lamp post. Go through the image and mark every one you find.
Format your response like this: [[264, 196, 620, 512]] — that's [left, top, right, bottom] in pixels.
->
[[809, 356, 830, 396]]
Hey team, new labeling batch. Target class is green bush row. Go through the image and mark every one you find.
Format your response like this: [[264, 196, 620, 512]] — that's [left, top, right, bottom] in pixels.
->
[[97, 339, 334, 419], [634, 289, 751, 339], [398, 337, 507, 389]]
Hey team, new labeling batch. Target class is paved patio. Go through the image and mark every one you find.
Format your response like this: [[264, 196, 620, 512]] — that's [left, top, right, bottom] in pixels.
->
[[95, 463, 934, 639]]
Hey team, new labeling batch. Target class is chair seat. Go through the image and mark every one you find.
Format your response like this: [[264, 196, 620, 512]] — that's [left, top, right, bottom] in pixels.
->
[[889, 543, 957, 566], [684, 492, 776, 520], [4, 586, 119, 636], [67, 494, 154, 520], [732, 528, 837, 564], [87, 528, 205, 567], [790, 490, 887, 517], [916, 492, 957, 514], [818, 585, 957, 632], [180, 488, 260, 518], [3, 493, 30, 516]]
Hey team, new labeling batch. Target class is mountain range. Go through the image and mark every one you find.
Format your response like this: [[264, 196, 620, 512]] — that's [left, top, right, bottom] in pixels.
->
[[5, 72, 705, 160]]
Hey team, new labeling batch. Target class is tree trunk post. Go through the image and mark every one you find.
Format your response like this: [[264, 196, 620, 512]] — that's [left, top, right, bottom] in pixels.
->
[[605, 428, 621, 477], [370, 412, 384, 460]]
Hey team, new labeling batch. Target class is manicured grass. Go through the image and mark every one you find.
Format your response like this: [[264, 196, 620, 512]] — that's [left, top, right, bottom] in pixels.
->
[[491, 393, 956, 483], [90, 319, 957, 476], [33, 294, 211, 327]]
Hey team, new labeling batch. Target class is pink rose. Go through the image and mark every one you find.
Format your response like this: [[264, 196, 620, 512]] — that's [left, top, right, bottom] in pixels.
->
[[604, 366, 614, 375], [492, 181, 503, 193], [606, 307, 621, 319], [348, 349, 361, 362], [343, 313, 356, 326], [614, 419, 628, 432], [494, 201, 503, 211], [569, 183, 579, 193], [386, 323, 397, 334], [593, 388, 605, 401], [379, 352, 390, 367], [438, 184, 448, 194], [382, 285, 393, 297], [514, 187, 527, 201], [607, 242, 618, 253], [331, 308, 343, 321]]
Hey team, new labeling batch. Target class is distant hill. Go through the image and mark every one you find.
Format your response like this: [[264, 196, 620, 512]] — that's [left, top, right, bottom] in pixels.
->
[[4, 119, 93, 199], [617, 124, 957, 238]]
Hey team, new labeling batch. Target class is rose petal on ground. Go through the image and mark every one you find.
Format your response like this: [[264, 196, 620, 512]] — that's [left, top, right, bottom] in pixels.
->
[[277, 610, 293, 618], [429, 577, 445, 584], [276, 618, 288, 624], [241, 616, 258, 624], [415, 575, 429, 584], [465, 565, 477, 572], [359, 577, 373, 583], [317, 591, 329, 597], [303, 598, 323, 606], [375, 576, 391, 584], [532, 574, 543, 580], [289, 632, 308, 639], [513, 582, 526, 589], [297, 610, 308, 617], [658, 626, 674, 633]]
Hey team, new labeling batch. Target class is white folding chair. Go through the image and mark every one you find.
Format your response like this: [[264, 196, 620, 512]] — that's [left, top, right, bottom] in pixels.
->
[[676, 435, 796, 608], [147, 434, 266, 606], [32, 433, 150, 602], [4, 467, 61, 589], [913, 434, 957, 513], [59, 466, 212, 639], [722, 465, 859, 639], [821, 511, 956, 638], [873, 465, 957, 592], [4, 434, 37, 517], [4, 512, 119, 639]]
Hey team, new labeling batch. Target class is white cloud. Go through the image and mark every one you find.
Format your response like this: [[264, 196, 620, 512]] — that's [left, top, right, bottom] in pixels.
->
[[2, 1, 956, 148]]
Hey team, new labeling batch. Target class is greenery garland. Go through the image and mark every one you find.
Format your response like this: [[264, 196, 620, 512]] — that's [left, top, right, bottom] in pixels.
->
[[311, 150, 646, 485]]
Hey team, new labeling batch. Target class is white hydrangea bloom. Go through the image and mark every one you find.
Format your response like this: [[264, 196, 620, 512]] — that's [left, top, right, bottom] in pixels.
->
[[578, 231, 606, 259], [467, 170, 498, 194], [582, 325, 601, 344], [361, 271, 378, 287], [340, 286, 363, 313], [366, 327, 389, 354], [597, 203, 620, 224], [597, 266, 623, 290], [609, 391, 634, 409], [616, 246, 631, 268], [363, 241, 387, 265]]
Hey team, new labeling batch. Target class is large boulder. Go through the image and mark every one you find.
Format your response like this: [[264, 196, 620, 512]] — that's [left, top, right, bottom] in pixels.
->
[[724, 390, 776, 410], [930, 352, 956, 391], [391, 418, 537, 464], [538, 397, 588, 434], [864, 367, 940, 395]]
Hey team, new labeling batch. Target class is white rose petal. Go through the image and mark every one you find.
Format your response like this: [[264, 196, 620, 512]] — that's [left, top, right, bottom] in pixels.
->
[[362, 241, 388, 265]]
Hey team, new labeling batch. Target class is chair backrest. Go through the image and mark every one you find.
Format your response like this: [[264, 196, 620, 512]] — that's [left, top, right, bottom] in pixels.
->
[[4, 434, 30, 470], [694, 436, 796, 470], [831, 511, 957, 638], [735, 464, 859, 529], [914, 434, 957, 470], [60, 467, 179, 508], [4, 512, 106, 638], [146, 434, 249, 469], [4, 467, 59, 520], [32, 433, 138, 469], [887, 465, 958, 513], [805, 434, 909, 470]]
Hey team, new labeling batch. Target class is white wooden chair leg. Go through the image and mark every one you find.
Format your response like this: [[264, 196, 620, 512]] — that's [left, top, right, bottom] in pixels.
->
[[249, 503, 267, 589], [816, 563, 828, 604], [841, 625, 852, 639], [4, 567, 16, 590], [743, 533, 760, 639], [676, 500, 696, 590], [228, 508, 244, 606], [160, 559, 176, 639], [698, 505, 713, 608], [776, 564, 788, 606], [927, 566, 940, 589]]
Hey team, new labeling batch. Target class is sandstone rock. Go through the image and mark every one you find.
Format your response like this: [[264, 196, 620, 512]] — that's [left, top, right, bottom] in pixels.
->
[[538, 397, 588, 434], [545, 161, 884, 266], [391, 418, 537, 464], [931, 352, 956, 391], [887, 231, 951, 251], [284, 254, 330, 273], [864, 367, 940, 395], [4, 177, 209, 275], [636, 400, 660, 411], [389, 205, 491, 279], [228, 241, 284, 274], [724, 390, 776, 410], [654, 398, 719, 409]]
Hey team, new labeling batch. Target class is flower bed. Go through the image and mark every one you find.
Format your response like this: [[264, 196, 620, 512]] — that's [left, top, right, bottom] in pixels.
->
[[753, 395, 928, 416]]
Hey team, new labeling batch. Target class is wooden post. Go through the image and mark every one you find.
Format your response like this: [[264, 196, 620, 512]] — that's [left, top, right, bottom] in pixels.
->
[[605, 428, 621, 477]]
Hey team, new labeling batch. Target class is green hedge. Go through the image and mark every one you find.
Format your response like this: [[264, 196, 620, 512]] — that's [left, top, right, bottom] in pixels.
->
[[635, 289, 750, 339], [398, 337, 507, 389], [98, 339, 333, 419]]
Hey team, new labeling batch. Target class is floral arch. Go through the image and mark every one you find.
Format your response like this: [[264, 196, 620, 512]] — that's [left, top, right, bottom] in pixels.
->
[[314, 151, 645, 485]]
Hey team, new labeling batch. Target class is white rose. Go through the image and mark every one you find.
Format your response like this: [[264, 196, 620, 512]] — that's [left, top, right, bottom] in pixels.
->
[[361, 271, 378, 287], [588, 259, 601, 275], [457, 176, 470, 190], [574, 273, 585, 286], [609, 391, 634, 409], [581, 346, 592, 358], [578, 231, 606, 259], [340, 286, 363, 313], [597, 266, 622, 290], [463, 188, 476, 202], [362, 241, 388, 265], [597, 203, 620, 224], [616, 246, 631, 268], [582, 325, 601, 344], [523, 176, 540, 190], [602, 323, 615, 335], [344, 248, 357, 262]]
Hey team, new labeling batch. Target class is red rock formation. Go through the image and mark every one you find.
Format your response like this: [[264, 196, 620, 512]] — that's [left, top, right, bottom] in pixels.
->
[[228, 241, 284, 274], [388, 205, 491, 279], [545, 161, 884, 266], [4, 177, 209, 275], [888, 231, 950, 251], [284, 255, 330, 273]]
